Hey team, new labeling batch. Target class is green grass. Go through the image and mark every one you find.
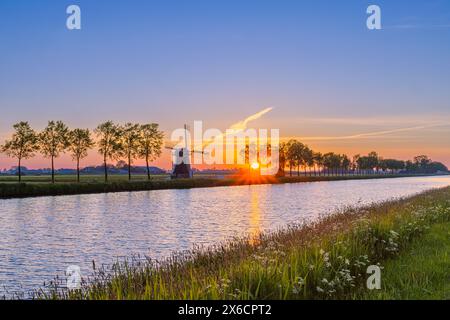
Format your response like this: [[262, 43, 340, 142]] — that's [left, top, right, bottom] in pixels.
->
[[0, 173, 236, 183], [0, 173, 416, 184], [0, 174, 170, 183], [358, 222, 450, 300], [37, 186, 450, 300], [0, 173, 431, 199], [0, 177, 233, 199]]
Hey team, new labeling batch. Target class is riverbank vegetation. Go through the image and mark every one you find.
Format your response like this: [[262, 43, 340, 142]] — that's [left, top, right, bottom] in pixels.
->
[[357, 221, 450, 299], [37, 186, 450, 300]]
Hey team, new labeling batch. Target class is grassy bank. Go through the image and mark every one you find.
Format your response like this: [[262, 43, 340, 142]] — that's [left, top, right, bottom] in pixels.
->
[[39, 186, 450, 300], [0, 173, 434, 199], [357, 221, 450, 299], [0, 174, 171, 183]]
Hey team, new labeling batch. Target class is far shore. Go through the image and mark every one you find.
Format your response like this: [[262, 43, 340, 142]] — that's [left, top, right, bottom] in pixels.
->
[[0, 173, 448, 200]]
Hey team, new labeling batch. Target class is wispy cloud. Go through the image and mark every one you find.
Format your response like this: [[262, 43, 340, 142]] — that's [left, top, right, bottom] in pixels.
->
[[288, 116, 446, 126], [286, 122, 450, 142]]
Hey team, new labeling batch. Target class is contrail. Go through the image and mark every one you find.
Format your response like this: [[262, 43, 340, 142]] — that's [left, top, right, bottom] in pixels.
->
[[201, 107, 274, 147], [229, 107, 273, 131], [286, 123, 449, 142], [166, 107, 274, 148]]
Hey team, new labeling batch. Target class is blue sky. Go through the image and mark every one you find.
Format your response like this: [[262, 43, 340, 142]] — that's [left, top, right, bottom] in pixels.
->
[[1, 0, 450, 167]]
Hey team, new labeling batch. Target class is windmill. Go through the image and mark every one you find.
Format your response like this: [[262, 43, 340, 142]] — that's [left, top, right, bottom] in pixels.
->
[[166, 124, 206, 179]]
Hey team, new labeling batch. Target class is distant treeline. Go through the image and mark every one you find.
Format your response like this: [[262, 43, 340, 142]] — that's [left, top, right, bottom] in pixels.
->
[[1, 121, 164, 182], [277, 140, 448, 177]]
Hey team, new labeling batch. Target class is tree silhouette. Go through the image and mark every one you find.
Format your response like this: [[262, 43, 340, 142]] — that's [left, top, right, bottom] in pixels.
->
[[138, 123, 164, 180], [285, 140, 296, 176], [303, 146, 314, 176], [286, 140, 306, 176], [356, 151, 379, 173], [313, 152, 323, 176], [414, 155, 431, 168], [68, 128, 94, 182], [276, 142, 287, 177], [95, 121, 123, 182], [121, 123, 141, 181], [1, 122, 39, 182], [38, 121, 70, 183], [322, 152, 341, 176], [341, 154, 351, 174]]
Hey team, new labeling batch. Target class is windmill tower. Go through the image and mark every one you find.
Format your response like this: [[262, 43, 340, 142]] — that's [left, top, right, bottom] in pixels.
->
[[166, 125, 205, 179]]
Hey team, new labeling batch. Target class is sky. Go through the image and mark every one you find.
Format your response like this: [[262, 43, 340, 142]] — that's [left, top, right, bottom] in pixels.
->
[[1, 0, 450, 169]]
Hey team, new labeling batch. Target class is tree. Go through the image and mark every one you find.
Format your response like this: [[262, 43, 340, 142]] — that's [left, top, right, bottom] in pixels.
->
[[352, 154, 360, 174], [303, 147, 314, 176], [414, 155, 431, 168], [357, 151, 379, 173], [121, 123, 141, 180], [295, 143, 306, 176], [379, 159, 405, 173], [115, 160, 128, 169], [428, 161, 448, 173], [285, 140, 296, 176], [138, 123, 164, 180], [368, 151, 379, 171], [405, 160, 417, 172], [407, 155, 447, 174], [313, 152, 323, 176], [322, 153, 333, 175], [276, 142, 288, 176], [393, 160, 406, 172], [95, 121, 123, 182], [286, 140, 305, 176], [323, 152, 341, 175], [68, 128, 94, 182], [341, 154, 351, 174], [1, 122, 39, 182], [38, 121, 70, 183]]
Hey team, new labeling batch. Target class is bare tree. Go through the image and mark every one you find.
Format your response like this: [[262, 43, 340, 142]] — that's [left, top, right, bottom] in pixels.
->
[[95, 121, 123, 182], [68, 128, 94, 182], [138, 123, 164, 180], [38, 121, 70, 183], [1, 122, 39, 182]]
